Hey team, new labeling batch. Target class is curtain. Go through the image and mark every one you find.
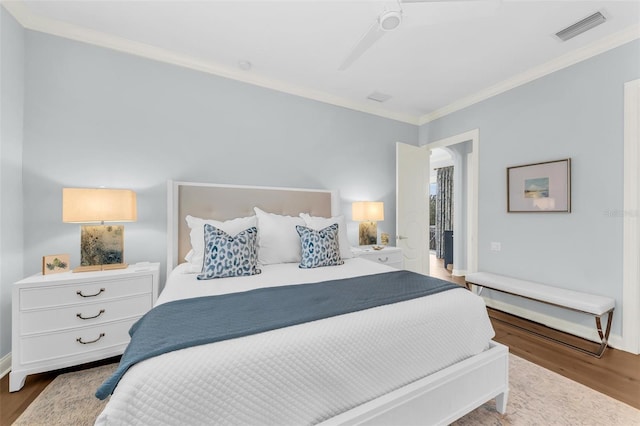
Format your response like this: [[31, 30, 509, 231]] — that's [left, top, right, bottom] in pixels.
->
[[435, 166, 454, 259]]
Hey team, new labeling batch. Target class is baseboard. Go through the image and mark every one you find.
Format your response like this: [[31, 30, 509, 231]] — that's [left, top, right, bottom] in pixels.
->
[[0, 352, 11, 379], [451, 268, 466, 277], [483, 298, 625, 352]]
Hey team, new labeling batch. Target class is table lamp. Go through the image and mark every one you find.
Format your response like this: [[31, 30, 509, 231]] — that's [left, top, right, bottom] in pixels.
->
[[352, 201, 384, 246], [63, 188, 137, 272]]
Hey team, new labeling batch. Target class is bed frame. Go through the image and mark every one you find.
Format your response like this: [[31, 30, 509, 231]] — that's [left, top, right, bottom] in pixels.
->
[[166, 180, 509, 425]]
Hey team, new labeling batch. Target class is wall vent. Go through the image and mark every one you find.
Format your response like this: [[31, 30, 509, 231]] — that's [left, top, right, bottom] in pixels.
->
[[555, 11, 607, 42]]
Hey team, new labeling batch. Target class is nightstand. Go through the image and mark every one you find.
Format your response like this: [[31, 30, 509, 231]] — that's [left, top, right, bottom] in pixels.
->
[[352, 246, 403, 269], [9, 262, 160, 392]]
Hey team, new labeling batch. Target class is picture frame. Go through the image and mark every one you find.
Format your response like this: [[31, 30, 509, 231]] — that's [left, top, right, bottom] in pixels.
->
[[507, 158, 571, 213], [42, 254, 70, 275]]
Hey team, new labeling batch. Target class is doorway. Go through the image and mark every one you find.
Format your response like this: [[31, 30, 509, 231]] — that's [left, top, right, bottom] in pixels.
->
[[396, 129, 478, 276], [430, 148, 454, 272], [424, 129, 479, 276]]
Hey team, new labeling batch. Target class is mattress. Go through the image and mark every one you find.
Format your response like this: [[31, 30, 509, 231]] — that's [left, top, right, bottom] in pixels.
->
[[95, 258, 495, 425]]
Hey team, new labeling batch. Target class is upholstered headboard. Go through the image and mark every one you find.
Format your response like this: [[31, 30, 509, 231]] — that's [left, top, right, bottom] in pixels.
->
[[167, 181, 339, 275]]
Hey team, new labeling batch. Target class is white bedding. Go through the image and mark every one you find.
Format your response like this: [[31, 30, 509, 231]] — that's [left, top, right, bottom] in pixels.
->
[[96, 258, 495, 425], [156, 257, 398, 305]]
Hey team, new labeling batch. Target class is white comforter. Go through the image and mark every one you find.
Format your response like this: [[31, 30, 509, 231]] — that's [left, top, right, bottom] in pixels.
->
[[95, 259, 494, 425]]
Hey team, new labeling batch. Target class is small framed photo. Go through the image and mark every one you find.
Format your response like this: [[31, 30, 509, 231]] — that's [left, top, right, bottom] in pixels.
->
[[42, 254, 71, 275], [507, 159, 571, 213]]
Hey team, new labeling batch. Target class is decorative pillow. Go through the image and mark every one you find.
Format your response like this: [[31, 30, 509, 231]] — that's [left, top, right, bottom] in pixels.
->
[[197, 225, 261, 280], [299, 213, 353, 259], [185, 215, 257, 270], [253, 207, 305, 265], [296, 223, 344, 269]]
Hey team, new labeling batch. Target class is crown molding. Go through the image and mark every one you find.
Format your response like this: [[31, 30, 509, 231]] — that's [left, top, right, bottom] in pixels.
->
[[419, 24, 640, 125], [3, 1, 637, 128], [1, 1, 420, 125], [1, 1, 29, 26]]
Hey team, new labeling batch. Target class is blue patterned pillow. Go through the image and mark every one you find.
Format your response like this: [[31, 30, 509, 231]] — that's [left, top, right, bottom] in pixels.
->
[[296, 223, 344, 269], [197, 225, 261, 280]]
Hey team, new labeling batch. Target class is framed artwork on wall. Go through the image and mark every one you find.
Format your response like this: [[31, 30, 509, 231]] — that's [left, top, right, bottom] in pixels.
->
[[507, 158, 571, 213]]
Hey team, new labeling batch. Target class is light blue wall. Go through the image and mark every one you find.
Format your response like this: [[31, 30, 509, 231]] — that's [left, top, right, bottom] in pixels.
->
[[21, 31, 418, 286], [421, 40, 640, 335], [0, 7, 25, 360]]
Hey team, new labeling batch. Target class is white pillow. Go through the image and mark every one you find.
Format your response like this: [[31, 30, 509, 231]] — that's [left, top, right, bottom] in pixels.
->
[[185, 215, 257, 270], [253, 207, 305, 265], [299, 213, 353, 259]]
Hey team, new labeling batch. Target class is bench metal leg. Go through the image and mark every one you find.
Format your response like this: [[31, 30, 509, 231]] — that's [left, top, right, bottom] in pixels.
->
[[466, 281, 614, 358], [593, 310, 613, 358], [488, 309, 613, 358]]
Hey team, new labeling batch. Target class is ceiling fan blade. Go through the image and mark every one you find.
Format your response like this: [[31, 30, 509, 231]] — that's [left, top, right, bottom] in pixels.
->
[[338, 21, 386, 71]]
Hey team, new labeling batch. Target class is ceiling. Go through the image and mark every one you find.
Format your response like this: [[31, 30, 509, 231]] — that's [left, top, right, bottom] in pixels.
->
[[4, 0, 640, 124]]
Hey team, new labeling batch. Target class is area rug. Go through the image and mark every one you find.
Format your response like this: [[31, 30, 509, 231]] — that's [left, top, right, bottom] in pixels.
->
[[452, 354, 639, 425], [13, 354, 640, 425], [12, 363, 116, 426]]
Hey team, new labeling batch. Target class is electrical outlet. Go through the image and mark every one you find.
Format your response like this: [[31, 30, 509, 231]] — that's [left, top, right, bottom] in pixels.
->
[[490, 242, 501, 251]]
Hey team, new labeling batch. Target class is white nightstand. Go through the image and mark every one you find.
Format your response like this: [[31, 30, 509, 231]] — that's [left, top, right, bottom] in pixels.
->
[[9, 262, 160, 392], [352, 246, 403, 269]]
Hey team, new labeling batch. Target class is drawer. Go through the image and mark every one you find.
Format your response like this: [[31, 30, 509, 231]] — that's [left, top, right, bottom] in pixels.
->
[[20, 275, 153, 310], [381, 260, 403, 269], [361, 250, 403, 268], [20, 319, 135, 365], [20, 293, 152, 335]]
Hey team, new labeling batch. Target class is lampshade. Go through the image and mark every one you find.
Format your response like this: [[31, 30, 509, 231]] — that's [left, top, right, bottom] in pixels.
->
[[352, 201, 384, 222], [62, 188, 137, 223]]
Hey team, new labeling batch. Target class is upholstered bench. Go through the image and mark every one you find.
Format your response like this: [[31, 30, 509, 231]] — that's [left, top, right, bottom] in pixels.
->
[[465, 272, 615, 358]]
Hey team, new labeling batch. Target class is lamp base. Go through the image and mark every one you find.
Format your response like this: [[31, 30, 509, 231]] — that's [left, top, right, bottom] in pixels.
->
[[358, 221, 378, 246], [73, 263, 128, 273], [80, 224, 125, 265]]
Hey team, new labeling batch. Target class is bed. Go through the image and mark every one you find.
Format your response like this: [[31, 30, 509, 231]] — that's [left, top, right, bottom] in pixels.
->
[[95, 181, 508, 425]]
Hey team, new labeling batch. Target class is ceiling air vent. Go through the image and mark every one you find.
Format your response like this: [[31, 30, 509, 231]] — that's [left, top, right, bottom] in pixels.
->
[[555, 11, 607, 42], [367, 91, 392, 103]]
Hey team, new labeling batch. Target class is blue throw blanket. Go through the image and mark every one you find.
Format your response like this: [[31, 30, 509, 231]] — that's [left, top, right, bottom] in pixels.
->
[[96, 270, 458, 399]]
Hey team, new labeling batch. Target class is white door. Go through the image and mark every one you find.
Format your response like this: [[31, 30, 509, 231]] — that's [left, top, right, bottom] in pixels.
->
[[396, 142, 430, 275]]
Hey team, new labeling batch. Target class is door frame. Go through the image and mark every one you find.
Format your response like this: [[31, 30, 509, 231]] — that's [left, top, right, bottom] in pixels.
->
[[424, 129, 479, 275], [623, 79, 640, 354]]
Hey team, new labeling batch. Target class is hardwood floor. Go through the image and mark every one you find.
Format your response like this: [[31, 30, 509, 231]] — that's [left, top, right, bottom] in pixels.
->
[[1, 258, 638, 425]]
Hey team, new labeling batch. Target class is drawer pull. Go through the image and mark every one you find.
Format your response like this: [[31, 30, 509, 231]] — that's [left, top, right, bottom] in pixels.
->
[[77, 288, 105, 298], [378, 257, 389, 262], [76, 309, 105, 320], [76, 333, 105, 345]]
